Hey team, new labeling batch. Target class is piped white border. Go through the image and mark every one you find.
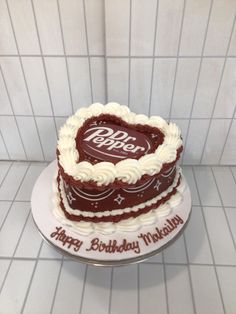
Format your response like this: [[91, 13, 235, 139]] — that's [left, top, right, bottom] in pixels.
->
[[57, 103, 182, 186]]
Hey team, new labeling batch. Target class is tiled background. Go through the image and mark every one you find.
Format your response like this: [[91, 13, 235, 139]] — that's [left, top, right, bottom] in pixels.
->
[[0, 0, 236, 164]]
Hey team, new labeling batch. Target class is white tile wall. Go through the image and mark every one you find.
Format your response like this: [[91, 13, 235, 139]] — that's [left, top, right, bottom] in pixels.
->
[[59, 0, 87, 55], [0, 0, 235, 164], [155, 0, 184, 56], [130, 58, 152, 114], [131, 0, 157, 56], [105, 0, 130, 56], [7, 0, 40, 55], [107, 58, 129, 104]]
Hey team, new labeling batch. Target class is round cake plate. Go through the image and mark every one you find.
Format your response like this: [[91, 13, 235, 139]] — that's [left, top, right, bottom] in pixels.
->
[[31, 161, 192, 267]]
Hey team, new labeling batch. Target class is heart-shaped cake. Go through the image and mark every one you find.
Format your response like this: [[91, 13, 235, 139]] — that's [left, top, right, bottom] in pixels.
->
[[53, 103, 184, 234]]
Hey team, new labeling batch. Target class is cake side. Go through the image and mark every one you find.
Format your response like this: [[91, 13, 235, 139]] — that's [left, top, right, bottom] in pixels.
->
[[52, 168, 186, 235], [57, 167, 181, 223]]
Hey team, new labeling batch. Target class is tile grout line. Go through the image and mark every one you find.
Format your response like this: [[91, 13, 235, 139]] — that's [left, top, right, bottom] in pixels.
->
[[192, 166, 227, 314], [181, 0, 213, 163], [0, 208, 32, 296], [5, 0, 46, 161], [78, 264, 88, 314], [183, 233, 197, 314], [142, 261, 236, 267], [127, 0, 132, 107], [1, 114, 236, 120], [218, 105, 236, 164], [210, 167, 236, 250], [162, 252, 170, 314], [0, 162, 13, 189], [82, 0, 94, 104], [108, 267, 113, 314], [137, 264, 140, 314], [20, 240, 44, 314], [0, 162, 31, 232], [148, 0, 159, 117], [0, 255, 235, 267], [1, 54, 236, 58], [229, 167, 236, 184], [30, 0, 59, 138], [0, 63, 28, 160], [56, 0, 75, 113], [49, 256, 65, 314], [199, 14, 236, 164], [168, 0, 186, 122], [0, 130, 11, 160], [103, 0, 108, 103]]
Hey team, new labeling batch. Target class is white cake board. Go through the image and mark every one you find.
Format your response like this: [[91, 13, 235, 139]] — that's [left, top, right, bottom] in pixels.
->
[[31, 161, 191, 266]]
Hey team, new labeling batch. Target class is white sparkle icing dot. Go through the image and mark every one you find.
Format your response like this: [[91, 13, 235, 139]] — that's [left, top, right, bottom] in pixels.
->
[[154, 180, 161, 191], [114, 194, 125, 205], [67, 191, 76, 204]]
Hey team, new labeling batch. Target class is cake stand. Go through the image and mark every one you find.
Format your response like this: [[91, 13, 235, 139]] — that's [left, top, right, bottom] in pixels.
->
[[31, 161, 192, 266]]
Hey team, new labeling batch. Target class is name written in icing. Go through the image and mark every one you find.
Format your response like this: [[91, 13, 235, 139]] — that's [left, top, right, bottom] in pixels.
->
[[138, 215, 184, 246]]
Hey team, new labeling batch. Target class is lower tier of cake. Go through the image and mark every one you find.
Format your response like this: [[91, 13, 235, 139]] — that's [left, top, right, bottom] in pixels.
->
[[52, 167, 185, 235]]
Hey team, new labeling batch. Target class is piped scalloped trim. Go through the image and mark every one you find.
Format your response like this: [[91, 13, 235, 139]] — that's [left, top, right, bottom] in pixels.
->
[[57, 102, 183, 186]]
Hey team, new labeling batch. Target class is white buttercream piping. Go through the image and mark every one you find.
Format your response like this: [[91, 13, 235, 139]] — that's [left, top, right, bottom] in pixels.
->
[[52, 168, 185, 235], [57, 102, 183, 186]]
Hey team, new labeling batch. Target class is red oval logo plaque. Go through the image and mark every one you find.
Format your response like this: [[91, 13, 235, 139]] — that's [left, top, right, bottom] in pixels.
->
[[82, 122, 154, 163]]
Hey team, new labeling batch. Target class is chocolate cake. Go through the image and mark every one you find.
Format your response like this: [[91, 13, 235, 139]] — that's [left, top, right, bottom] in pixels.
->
[[53, 103, 184, 235]]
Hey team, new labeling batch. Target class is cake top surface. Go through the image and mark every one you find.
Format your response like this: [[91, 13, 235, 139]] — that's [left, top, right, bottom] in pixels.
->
[[57, 103, 183, 187]]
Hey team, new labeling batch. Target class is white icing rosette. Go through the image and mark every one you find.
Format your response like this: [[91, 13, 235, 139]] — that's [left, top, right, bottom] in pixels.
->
[[57, 136, 75, 151], [139, 154, 162, 176], [73, 161, 94, 181], [87, 103, 105, 116], [92, 162, 117, 186], [66, 115, 83, 128], [168, 122, 181, 137], [135, 114, 149, 125], [164, 136, 182, 149], [116, 159, 142, 184], [104, 102, 130, 117], [59, 124, 78, 138], [148, 116, 168, 132], [123, 112, 136, 124], [155, 144, 177, 163], [59, 149, 79, 177]]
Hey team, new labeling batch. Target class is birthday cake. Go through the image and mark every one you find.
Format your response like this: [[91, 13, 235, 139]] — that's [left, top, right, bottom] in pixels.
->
[[53, 103, 184, 235]]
